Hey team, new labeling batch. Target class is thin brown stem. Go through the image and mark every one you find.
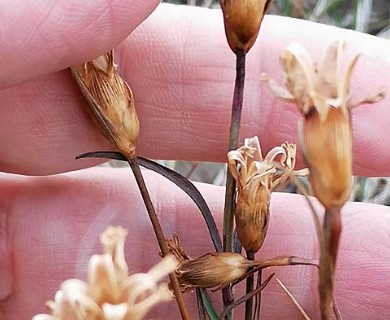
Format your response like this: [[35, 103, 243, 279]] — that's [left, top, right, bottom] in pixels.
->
[[196, 288, 206, 320], [254, 269, 263, 320], [276, 278, 311, 320], [319, 207, 342, 320], [218, 273, 274, 320], [223, 50, 246, 252], [222, 50, 246, 319], [245, 250, 255, 320], [128, 157, 190, 320]]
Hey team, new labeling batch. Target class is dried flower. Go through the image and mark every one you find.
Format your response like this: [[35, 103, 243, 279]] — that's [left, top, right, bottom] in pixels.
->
[[228, 136, 307, 253], [33, 226, 177, 320], [262, 40, 384, 208], [71, 51, 139, 158], [220, 0, 272, 54], [164, 235, 316, 293]]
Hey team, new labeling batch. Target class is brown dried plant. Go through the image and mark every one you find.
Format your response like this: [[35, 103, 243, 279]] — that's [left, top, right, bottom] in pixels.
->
[[71, 52, 190, 319], [262, 40, 384, 319], [71, 52, 139, 159], [228, 136, 308, 254], [165, 235, 316, 299], [218, 2, 273, 317], [33, 226, 177, 320]]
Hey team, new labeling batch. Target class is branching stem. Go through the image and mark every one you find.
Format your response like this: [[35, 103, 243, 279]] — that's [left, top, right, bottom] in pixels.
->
[[128, 157, 190, 320], [245, 250, 255, 320]]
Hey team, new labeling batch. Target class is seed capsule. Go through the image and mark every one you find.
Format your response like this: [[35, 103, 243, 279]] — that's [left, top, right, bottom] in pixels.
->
[[220, 0, 272, 54], [178, 252, 248, 291], [71, 51, 139, 158]]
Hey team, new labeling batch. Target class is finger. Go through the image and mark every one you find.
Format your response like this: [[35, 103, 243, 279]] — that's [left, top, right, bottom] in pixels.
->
[[1, 5, 389, 175], [0, 168, 389, 319], [0, 0, 160, 88]]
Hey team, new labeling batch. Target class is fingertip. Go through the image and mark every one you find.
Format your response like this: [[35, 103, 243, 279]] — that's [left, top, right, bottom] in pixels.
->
[[0, 0, 160, 88]]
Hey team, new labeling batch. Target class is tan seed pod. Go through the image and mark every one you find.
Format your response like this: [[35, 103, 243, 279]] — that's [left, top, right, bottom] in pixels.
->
[[71, 51, 139, 158], [177, 252, 249, 291], [220, 0, 272, 54], [301, 107, 352, 208], [235, 181, 270, 253]]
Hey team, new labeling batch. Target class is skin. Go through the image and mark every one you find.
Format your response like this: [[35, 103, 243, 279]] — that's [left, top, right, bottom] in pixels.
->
[[0, 1, 390, 319]]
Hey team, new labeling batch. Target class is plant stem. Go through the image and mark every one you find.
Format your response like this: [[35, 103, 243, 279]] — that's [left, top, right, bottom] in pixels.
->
[[245, 250, 255, 320], [128, 157, 190, 320], [218, 273, 275, 320], [222, 50, 246, 319], [319, 207, 342, 320], [223, 50, 246, 252], [254, 269, 263, 320]]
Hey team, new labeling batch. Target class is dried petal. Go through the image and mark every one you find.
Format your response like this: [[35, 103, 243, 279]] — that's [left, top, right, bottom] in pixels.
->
[[100, 226, 129, 288], [126, 285, 173, 320], [102, 303, 128, 320], [50, 284, 102, 320], [32, 315, 54, 320], [33, 227, 176, 320]]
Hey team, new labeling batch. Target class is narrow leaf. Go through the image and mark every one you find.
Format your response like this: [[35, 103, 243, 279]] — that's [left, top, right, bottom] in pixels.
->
[[76, 151, 222, 252]]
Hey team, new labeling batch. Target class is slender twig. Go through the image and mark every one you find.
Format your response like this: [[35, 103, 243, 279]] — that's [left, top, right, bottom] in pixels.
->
[[218, 273, 275, 320], [276, 278, 311, 320], [332, 296, 342, 320], [254, 270, 262, 320], [254, 269, 263, 320], [222, 50, 246, 319], [196, 288, 207, 320], [127, 157, 190, 320], [319, 207, 342, 320], [245, 250, 255, 320], [223, 50, 246, 252]]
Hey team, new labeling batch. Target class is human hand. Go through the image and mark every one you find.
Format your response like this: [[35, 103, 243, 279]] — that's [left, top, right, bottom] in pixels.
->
[[1, 1, 390, 319]]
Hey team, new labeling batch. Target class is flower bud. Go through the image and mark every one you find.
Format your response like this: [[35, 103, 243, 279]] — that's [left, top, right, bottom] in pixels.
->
[[71, 51, 139, 158], [220, 0, 272, 54], [177, 252, 248, 291]]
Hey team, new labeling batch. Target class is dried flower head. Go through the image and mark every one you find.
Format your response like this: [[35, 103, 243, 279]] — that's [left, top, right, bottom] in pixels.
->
[[71, 51, 139, 158], [33, 226, 177, 320], [262, 40, 384, 208], [220, 0, 272, 54], [228, 136, 307, 253]]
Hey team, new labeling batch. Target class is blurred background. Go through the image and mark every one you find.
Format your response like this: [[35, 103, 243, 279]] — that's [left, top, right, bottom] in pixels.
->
[[164, 0, 389, 37], [111, 0, 390, 204]]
